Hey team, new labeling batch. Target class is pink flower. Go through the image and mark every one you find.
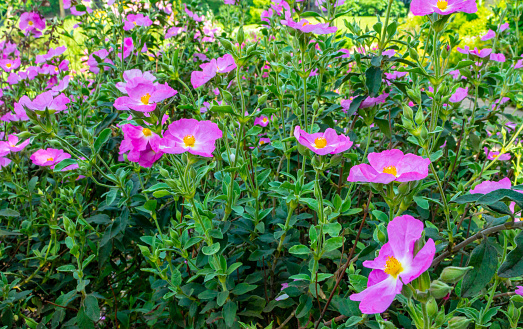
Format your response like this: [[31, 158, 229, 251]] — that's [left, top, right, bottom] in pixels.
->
[[261, 9, 273, 23], [7, 73, 20, 85], [1, 102, 30, 122], [458, 46, 492, 58], [70, 4, 93, 16], [35, 46, 67, 64], [490, 53, 506, 62], [500, 23, 509, 32], [360, 93, 389, 109], [382, 49, 396, 57], [294, 126, 353, 155], [470, 177, 512, 194], [259, 138, 271, 146], [20, 91, 70, 113], [350, 215, 435, 314], [184, 4, 204, 22], [191, 54, 236, 89], [30, 148, 71, 168], [123, 13, 152, 31], [410, 0, 477, 16], [165, 27, 185, 39], [254, 115, 271, 127], [0, 157, 11, 168], [19, 12, 46, 36], [348, 149, 431, 184], [516, 286, 523, 296], [449, 69, 461, 79], [0, 135, 31, 152], [481, 29, 496, 41], [281, 18, 337, 34], [0, 58, 21, 72], [385, 71, 408, 80], [159, 119, 223, 158], [449, 87, 468, 103], [484, 147, 511, 161], [341, 97, 354, 114], [491, 97, 510, 110], [51, 75, 72, 95], [514, 59, 523, 69], [119, 124, 163, 168], [116, 69, 156, 93], [119, 38, 134, 60], [114, 79, 177, 112], [88, 49, 114, 74]]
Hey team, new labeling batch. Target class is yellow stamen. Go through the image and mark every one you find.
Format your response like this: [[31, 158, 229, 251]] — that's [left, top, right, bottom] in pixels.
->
[[492, 154, 498, 158], [133, 21, 137, 25], [28, 21, 34, 26], [6, 63, 11, 68], [262, 117, 268, 123], [47, 157, 54, 162], [141, 93, 151, 105], [55, 67, 59, 72], [142, 128, 152, 136], [384, 256, 403, 278], [383, 165, 398, 177], [314, 137, 327, 149], [436, 0, 448, 10], [260, 140, 265, 145], [183, 135, 196, 147], [302, 21, 309, 27]]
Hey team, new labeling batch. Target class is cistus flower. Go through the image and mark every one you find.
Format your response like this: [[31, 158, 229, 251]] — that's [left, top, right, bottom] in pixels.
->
[[1, 102, 30, 122], [348, 149, 431, 184], [281, 17, 337, 34], [118, 124, 163, 167], [165, 26, 185, 39], [516, 286, 523, 296], [0, 135, 31, 153], [470, 177, 512, 194], [19, 91, 71, 113], [254, 115, 271, 127], [36, 46, 67, 64], [116, 69, 156, 93], [114, 80, 177, 112], [382, 49, 396, 57], [88, 49, 114, 74], [449, 87, 469, 103], [481, 29, 496, 41], [484, 147, 511, 161], [0, 58, 21, 72], [123, 13, 153, 30], [19, 12, 46, 37], [191, 54, 237, 89], [293, 126, 353, 155], [490, 53, 506, 62], [30, 148, 71, 168], [410, 0, 477, 16], [159, 118, 223, 157], [258, 138, 271, 146], [457, 46, 492, 58], [350, 215, 435, 314], [360, 93, 389, 109]]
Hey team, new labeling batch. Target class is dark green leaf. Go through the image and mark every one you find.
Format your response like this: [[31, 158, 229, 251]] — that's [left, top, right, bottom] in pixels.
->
[[461, 239, 498, 297]]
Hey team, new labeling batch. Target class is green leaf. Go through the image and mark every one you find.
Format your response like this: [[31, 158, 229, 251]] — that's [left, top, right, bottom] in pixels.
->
[[0, 208, 20, 217], [232, 283, 257, 295], [53, 158, 78, 172], [171, 267, 182, 287], [498, 232, 523, 278], [76, 307, 95, 329], [217, 290, 229, 307], [413, 196, 429, 210], [323, 237, 344, 253], [374, 118, 391, 138], [83, 295, 100, 322], [223, 301, 238, 327], [461, 238, 498, 297], [202, 242, 220, 255], [289, 244, 310, 255], [365, 67, 382, 97], [209, 105, 234, 114], [94, 128, 112, 153]]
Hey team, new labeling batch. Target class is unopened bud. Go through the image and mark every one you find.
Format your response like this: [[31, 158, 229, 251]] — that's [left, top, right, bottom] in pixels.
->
[[398, 182, 410, 195], [414, 108, 424, 125], [258, 94, 268, 105], [376, 223, 387, 244], [409, 47, 419, 61], [403, 104, 414, 120], [426, 297, 438, 318], [448, 317, 472, 329], [439, 266, 473, 284], [429, 280, 452, 299], [312, 99, 320, 111]]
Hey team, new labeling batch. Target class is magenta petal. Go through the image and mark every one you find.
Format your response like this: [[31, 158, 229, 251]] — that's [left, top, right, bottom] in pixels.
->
[[350, 275, 402, 314], [347, 164, 396, 184], [387, 215, 423, 260], [400, 239, 436, 284], [368, 149, 404, 172], [362, 243, 394, 270]]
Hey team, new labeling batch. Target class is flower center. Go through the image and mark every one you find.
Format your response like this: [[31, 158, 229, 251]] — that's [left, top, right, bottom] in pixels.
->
[[133, 21, 137, 25], [141, 93, 151, 105], [142, 128, 152, 136], [259, 140, 265, 145], [28, 21, 34, 26], [6, 63, 11, 68], [382, 165, 398, 177], [436, 0, 448, 10], [492, 154, 498, 158], [183, 134, 196, 147], [262, 117, 268, 123], [384, 256, 403, 279], [55, 67, 59, 72], [302, 21, 310, 27], [314, 137, 327, 149], [47, 157, 54, 162]]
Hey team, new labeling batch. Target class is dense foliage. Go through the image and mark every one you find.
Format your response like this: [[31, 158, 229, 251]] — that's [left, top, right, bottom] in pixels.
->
[[1, 0, 523, 328]]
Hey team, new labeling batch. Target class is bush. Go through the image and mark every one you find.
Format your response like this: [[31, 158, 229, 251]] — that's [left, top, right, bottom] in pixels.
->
[[1, 0, 523, 328]]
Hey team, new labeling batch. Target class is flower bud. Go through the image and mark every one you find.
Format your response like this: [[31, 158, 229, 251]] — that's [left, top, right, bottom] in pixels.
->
[[258, 94, 268, 106], [401, 283, 413, 299], [403, 104, 413, 120], [398, 182, 410, 195], [375, 223, 387, 244], [312, 99, 320, 111], [426, 297, 438, 318], [159, 167, 169, 178], [439, 266, 473, 284], [236, 27, 245, 46], [414, 108, 424, 125], [222, 89, 234, 103], [448, 317, 472, 329], [429, 280, 452, 299], [409, 47, 419, 61]]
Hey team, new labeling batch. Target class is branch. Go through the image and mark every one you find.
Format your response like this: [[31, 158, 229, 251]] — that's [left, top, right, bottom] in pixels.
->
[[432, 221, 523, 268]]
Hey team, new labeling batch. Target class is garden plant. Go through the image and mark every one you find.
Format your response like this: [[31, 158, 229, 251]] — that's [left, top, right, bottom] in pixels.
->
[[1, 0, 523, 328]]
